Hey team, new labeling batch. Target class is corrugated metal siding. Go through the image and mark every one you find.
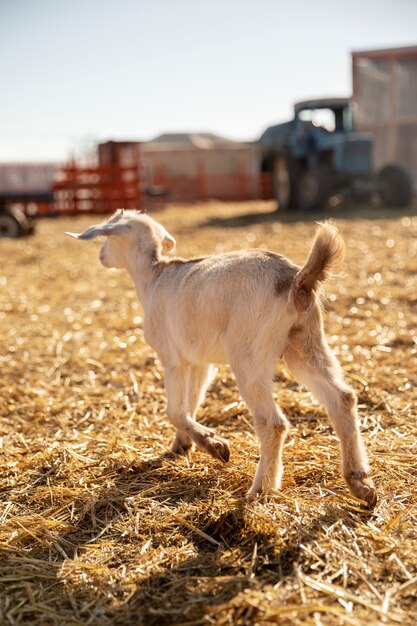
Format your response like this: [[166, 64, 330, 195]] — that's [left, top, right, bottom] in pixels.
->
[[396, 124, 417, 170], [369, 126, 391, 170], [352, 47, 417, 180], [395, 57, 417, 117], [354, 58, 391, 126]]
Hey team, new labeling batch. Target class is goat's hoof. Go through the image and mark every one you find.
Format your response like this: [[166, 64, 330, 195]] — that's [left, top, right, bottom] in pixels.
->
[[247, 477, 279, 500], [172, 442, 193, 456], [246, 487, 279, 501], [204, 436, 230, 463], [172, 429, 194, 455], [193, 428, 230, 463], [172, 434, 194, 456], [363, 486, 377, 508], [210, 438, 230, 463], [356, 483, 377, 508], [346, 473, 377, 508], [246, 487, 260, 501]]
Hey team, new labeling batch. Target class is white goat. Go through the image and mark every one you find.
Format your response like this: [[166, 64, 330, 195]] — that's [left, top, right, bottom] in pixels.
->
[[67, 209, 376, 506]]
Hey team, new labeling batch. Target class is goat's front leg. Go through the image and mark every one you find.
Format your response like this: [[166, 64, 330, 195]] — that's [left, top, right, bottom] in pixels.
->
[[284, 329, 377, 507], [233, 364, 289, 497], [171, 364, 214, 455], [165, 365, 229, 463]]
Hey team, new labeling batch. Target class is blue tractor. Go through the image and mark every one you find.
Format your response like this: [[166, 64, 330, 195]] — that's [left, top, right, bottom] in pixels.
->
[[259, 97, 413, 210]]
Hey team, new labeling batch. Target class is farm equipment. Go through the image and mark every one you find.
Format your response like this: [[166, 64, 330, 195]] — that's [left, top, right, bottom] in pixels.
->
[[259, 97, 413, 210], [0, 194, 42, 237]]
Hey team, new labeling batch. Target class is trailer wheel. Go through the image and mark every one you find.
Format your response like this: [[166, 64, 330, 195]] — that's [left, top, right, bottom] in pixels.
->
[[0, 208, 31, 238], [378, 165, 413, 208], [296, 166, 332, 211]]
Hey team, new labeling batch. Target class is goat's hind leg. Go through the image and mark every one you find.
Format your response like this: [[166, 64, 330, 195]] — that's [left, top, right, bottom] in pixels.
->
[[284, 330, 377, 507], [166, 365, 229, 463], [232, 362, 289, 497]]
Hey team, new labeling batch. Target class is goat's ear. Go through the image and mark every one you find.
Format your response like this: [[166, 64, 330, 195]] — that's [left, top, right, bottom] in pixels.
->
[[65, 222, 129, 240], [155, 223, 176, 252], [162, 232, 176, 252]]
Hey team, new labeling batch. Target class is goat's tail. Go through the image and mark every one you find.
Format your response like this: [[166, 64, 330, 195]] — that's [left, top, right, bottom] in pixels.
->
[[290, 221, 345, 313]]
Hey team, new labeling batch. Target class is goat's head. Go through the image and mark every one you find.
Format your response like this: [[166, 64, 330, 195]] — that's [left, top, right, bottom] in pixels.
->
[[65, 209, 176, 269]]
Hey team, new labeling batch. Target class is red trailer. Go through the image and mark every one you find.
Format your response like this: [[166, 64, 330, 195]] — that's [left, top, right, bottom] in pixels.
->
[[53, 141, 141, 215]]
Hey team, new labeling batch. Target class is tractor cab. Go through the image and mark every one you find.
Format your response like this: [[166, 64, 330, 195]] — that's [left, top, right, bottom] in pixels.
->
[[290, 98, 372, 176]]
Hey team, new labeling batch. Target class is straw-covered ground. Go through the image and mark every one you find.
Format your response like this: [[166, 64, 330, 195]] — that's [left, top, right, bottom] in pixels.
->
[[1, 200, 416, 625]]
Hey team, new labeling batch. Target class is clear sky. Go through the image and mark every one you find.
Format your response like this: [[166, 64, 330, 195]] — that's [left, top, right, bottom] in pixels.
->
[[1, 0, 416, 162]]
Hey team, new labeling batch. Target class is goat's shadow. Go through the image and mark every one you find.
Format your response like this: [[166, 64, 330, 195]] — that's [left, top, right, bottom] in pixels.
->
[[200, 199, 417, 229], [91, 497, 359, 626], [18, 452, 373, 625]]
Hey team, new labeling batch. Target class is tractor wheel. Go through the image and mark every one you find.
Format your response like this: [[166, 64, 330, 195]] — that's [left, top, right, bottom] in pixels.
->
[[378, 165, 413, 208], [296, 166, 332, 211], [272, 155, 297, 210], [0, 208, 31, 238]]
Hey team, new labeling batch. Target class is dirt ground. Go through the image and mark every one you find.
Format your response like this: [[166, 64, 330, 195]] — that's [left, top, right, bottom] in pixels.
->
[[1, 200, 416, 625]]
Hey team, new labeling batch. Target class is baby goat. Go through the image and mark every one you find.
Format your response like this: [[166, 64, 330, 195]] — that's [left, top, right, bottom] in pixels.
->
[[67, 210, 376, 506]]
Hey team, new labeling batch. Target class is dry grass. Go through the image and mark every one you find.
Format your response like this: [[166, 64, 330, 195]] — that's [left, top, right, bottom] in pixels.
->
[[1, 200, 417, 626]]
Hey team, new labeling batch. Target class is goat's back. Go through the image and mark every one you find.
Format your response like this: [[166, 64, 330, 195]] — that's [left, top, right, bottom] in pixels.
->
[[146, 250, 299, 364], [160, 249, 298, 305]]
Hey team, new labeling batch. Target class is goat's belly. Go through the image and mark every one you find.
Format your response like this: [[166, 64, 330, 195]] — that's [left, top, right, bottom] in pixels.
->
[[144, 324, 227, 366], [184, 338, 227, 365], [204, 346, 228, 364]]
